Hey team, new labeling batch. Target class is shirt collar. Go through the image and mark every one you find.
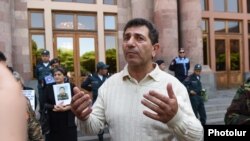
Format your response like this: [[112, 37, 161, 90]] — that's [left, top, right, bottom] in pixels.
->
[[121, 63, 162, 82], [43, 62, 49, 67]]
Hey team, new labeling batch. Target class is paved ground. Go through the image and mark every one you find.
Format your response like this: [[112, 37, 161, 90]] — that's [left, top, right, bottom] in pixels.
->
[[205, 88, 236, 125]]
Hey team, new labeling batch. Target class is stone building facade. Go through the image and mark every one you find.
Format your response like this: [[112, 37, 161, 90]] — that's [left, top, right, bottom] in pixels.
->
[[6, 0, 250, 97], [119, 0, 216, 96], [0, 0, 30, 80]]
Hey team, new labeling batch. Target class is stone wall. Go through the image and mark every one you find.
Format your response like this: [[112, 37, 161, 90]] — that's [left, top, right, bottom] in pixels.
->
[[12, 0, 30, 80], [117, 0, 154, 70], [154, 0, 178, 66], [0, 0, 30, 81], [0, 0, 12, 65]]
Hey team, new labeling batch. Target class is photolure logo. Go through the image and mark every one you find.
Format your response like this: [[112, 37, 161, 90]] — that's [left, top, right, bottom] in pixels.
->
[[208, 129, 247, 136], [204, 125, 250, 140]]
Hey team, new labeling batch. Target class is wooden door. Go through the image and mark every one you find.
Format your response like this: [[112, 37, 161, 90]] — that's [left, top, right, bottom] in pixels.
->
[[215, 37, 243, 89], [53, 33, 97, 88], [76, 34, 98, 87]]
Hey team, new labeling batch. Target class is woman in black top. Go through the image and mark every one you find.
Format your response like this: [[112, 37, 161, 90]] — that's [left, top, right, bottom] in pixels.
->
[[44, 67, 77, 141]]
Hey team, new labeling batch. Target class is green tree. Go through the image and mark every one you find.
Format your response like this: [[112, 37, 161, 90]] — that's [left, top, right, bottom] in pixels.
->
[[106, 48, 117, 74], [57, 49, 74, 72], [80, 51, 95, 75]]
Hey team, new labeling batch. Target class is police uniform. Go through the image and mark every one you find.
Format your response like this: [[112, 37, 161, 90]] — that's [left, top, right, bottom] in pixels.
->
[[57, 93, 69, 101], [81, 62, 109, 104], [183, 64, 207, 125], [224, 80, 250, 124], [35, 50, 51, 112], [169, 56, 190, 82]]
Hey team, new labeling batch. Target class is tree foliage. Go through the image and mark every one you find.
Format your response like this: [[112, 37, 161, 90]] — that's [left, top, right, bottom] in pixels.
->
[[106, 48, 117, 74]]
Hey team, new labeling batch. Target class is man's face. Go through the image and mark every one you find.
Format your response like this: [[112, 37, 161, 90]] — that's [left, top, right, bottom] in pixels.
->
[[59, 87, 65, 95], [122, 26, 158, 67], [100, 68, 108, 76], [51, 63, 60, 69], [41, 55, 50, 63], [179, 49, 185, 58], [159, 63, 166, 71], [194, 69, 201, 75]]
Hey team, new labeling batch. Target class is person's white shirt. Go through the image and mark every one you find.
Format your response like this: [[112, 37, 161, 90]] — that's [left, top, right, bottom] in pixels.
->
[[79, 65, 203, 141]]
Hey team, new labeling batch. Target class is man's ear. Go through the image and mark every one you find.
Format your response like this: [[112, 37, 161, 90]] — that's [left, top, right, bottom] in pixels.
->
[[152, 43, 160, 57]]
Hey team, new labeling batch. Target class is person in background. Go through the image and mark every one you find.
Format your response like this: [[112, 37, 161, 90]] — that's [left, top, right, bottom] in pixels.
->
[[35, 49, 51, 114], [42, 57, 61, 89], [0, 51, 14, 72], [44, 67, 77, 141], [155, 59, 166, 71], [71, 18, 203, 141], [81, 61, 109, 141], [12, 71, 44, 141], [81, 61, 109, 104], [224, 78, 250, 124], [183, 64, 207, 125], [0, 64, 26, 141], [50, 58, 60, 69], [13, 71, 39, 111], [169, 48, 190, 82], [49, 58, 70, 83]]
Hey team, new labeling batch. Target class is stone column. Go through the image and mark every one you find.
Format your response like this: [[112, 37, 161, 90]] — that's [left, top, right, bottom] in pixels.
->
[[179, 0, 216, 97], [154, 0, 179, 66], [117, 0, 154, 71], [12, 0, 30, 80], [117, 0, 132, 70], [131, 0, 154, 22], [179, 0, 203, 65], [0, 0, 12, 65]]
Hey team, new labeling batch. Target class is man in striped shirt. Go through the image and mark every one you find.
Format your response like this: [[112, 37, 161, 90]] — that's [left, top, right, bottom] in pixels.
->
[[71, 18, 203, 141]]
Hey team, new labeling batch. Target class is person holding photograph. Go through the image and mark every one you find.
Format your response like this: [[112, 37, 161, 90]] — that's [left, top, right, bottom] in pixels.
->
[[44, 67, 77, 141], [57, 87, 69, 101]]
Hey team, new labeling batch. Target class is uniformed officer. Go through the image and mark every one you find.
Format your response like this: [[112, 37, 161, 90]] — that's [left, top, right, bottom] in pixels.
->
[[183, 64, 207, 125], [35, 49, 51, 113], [169, 48, 190, 82], [57, 87, 69, 101]]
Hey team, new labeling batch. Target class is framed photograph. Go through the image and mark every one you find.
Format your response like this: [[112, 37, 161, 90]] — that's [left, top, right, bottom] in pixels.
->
[[22, 90, 35, 111], [53, 83, 71, 105]]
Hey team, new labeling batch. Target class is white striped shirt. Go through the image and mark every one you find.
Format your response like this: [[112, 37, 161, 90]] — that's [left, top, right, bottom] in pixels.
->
[[80, 64, 203, 141]]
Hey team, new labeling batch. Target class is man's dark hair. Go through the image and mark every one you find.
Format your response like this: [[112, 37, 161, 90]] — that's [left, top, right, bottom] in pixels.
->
[[50, 58, 60, 66], [52, 66, 66, 76], [123, 18, 159, 45], [0, 51, 7, 61], [59, 87, 65, 91]]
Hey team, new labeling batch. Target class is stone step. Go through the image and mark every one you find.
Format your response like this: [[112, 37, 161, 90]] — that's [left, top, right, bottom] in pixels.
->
[[206, 110, 226, 119], [206, 117, 225, 125], [203, 90, 236, 125], [205, 98, 232, 104], [205, 104, 229, 112], [78, 134, 110, 141]]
